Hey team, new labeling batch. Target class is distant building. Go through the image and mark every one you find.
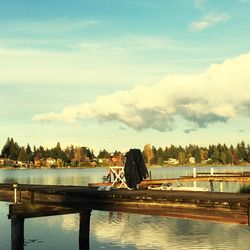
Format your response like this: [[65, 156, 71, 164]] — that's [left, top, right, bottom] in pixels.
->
[[0, 158, 16, 167], [46, 157, 56, 167], [189, 157, 196, 164], [0, 158, 5, 166], [166, 158, 179, 165], [34, 156, 43, 167]]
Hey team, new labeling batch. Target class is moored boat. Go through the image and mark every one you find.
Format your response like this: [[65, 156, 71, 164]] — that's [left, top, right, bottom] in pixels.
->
[[148, 181, 209, 191]]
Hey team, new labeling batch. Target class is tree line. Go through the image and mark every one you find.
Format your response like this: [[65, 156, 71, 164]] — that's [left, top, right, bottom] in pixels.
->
[[0, 138, 95, 167], [1, 137, 250, 167], [143, 142, 250, 165]]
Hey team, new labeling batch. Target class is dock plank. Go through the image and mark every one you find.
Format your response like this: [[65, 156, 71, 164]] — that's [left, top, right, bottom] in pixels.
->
[[0, 183, 249, 225]]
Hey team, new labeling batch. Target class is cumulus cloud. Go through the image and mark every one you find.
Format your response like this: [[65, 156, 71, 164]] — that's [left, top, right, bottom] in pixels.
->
[[189, 13, 230, 31], [33, 53, 250, 132]]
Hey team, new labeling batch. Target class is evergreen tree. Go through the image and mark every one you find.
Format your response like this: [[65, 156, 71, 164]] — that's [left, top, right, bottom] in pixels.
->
[[65, 145, 75, 163], [1, 137, 11, 157], [178, 151, 187, 165], [98, 149, 110, 158], [247, 144, 250, 162], [220, 152, 227, 164], [225, 149, 233, 164], [155, 147, 164, 165], [9, 140, 20, 160], [193, 146, 201, 163], [26, 144, 34, 162], [152, 146, 157, 164], [237, 141, 247, 161], [17, 147, 27, 162], [211, 145, 219, 163]]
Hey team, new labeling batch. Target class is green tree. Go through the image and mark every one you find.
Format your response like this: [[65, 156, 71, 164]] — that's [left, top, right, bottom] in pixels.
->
[[155, 147, 164, 165], [152, 146, 157, 164], [17, 147, 27, 162], [237, 141, 247, 161], [225, 149, 232, 164], [26, 144, 34, 162], [1, 137, 11, 157], [247, 144, 250, 162], [98, 149, 110, 158], [193, 146, 201, 163], [220, 152, 227, 164], [9, 140, 20, 160], [210, 145, 219, 163], [178, 151, 187, 165]]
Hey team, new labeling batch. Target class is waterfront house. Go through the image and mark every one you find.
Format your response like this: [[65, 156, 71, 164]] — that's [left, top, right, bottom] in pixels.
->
[[166, 158, 179, 165], [189, 157, 196, 164], [46, 157, 56, 167]]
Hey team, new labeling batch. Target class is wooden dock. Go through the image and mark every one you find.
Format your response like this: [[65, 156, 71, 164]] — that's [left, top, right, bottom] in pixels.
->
[[0, 183, 250, 249]]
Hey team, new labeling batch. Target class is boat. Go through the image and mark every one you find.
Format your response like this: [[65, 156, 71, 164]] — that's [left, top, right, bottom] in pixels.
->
[[148, 181, 209, 191]]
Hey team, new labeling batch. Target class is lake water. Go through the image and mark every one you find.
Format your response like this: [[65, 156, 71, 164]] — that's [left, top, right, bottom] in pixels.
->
[[0, 166, 250, 250]]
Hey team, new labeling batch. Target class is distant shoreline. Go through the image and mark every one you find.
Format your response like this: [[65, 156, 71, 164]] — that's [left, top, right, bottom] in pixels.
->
[[1, 164, 250, 170]]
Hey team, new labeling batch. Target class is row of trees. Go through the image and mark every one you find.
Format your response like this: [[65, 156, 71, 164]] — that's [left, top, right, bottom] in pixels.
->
[[143, 141, 250, 165], [1, 137, 250, 167], [0, 138, 95, 166]]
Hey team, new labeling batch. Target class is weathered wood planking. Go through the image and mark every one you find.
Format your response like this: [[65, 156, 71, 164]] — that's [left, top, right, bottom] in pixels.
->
[[0, 183, 249, 225]]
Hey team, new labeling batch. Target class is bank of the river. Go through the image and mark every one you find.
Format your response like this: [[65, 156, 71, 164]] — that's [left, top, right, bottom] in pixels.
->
[[1, 163, 250, 170]]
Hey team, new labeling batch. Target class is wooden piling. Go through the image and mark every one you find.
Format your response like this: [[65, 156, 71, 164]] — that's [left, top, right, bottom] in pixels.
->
[[79, 210, 91, 250], [219, 181, 224, 192], [11, 215, 24, 250], [209, 180, 214, 192], [248, 205, 250, 226]]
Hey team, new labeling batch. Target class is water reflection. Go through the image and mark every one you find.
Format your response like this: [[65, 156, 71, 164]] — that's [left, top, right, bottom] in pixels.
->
[[0, 168, 105, 186], [91, 211, 250, 250]]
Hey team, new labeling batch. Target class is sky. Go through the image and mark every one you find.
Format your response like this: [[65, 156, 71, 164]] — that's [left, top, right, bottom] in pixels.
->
[[1, 0, 250, 153]]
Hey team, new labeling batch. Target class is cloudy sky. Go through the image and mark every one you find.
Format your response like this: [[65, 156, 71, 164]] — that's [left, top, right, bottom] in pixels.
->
[[1, 0, 250, 153]]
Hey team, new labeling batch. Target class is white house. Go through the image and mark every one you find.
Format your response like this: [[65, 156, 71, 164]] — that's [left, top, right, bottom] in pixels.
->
[[189, 157, 196, 164]]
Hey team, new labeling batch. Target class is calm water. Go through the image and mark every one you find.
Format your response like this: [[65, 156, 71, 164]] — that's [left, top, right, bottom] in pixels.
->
[[0, 166, 250, 250]]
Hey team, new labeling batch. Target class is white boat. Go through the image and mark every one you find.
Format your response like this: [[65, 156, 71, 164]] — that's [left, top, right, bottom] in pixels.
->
[[148, 181, 209, 191]]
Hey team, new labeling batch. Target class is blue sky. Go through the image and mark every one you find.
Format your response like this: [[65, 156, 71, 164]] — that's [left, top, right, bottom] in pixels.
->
[[1, 0, 250, 153]]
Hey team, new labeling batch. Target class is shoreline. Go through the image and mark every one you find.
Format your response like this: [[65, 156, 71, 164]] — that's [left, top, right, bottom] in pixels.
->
[[1, 164, 250, 170]]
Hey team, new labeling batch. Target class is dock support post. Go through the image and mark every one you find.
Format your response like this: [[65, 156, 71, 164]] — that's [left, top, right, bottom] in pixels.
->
[[210, 167, 214, 176], [209, 180, 214, 192], [13, 183, 18, 204], [11, 216, 24, 250], [193, 168, 196, 178], [219, 181, 223, 192], [248, 204, 250, 226], [79, 210, 91, 250]]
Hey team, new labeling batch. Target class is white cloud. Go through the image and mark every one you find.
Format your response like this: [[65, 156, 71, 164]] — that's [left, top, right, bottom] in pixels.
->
[[33, 53, 250, 132], [189, 13, 230, 31], [72, 36, 194, 53]]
